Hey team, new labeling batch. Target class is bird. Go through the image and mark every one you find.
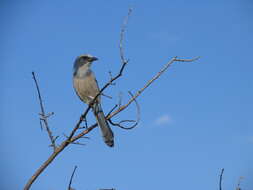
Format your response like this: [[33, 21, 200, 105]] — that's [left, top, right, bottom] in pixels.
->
[[73, 54, 114, 147]]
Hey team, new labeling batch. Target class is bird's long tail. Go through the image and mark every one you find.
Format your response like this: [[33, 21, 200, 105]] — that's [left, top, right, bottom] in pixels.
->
[[93, 103, 114, 147]]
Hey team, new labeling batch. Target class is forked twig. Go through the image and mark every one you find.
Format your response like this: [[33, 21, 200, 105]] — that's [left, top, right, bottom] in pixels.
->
[[32, 72, 57, 151], [109, 91, 140, 130]]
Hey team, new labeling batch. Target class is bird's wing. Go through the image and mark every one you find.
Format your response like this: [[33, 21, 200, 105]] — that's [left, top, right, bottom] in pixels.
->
[[73, 71, 101, 104]]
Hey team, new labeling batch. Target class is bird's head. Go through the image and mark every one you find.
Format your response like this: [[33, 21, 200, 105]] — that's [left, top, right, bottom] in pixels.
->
[[75, 54, 98, 65], [73, 54, 98, 73]]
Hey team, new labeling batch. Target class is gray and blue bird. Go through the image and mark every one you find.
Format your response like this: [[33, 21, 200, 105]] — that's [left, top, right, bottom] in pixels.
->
[[73, 54, 114, 147]]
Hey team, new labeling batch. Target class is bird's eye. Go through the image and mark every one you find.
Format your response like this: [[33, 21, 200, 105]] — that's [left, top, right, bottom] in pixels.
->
[[80, 57, 87, 62]]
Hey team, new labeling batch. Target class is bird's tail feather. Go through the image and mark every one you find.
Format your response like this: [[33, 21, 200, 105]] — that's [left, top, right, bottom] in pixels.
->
[[93, 103, 114, 147]]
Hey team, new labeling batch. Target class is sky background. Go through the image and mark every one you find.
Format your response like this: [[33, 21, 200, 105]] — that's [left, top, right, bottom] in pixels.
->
[[1, 0, 253, 190]]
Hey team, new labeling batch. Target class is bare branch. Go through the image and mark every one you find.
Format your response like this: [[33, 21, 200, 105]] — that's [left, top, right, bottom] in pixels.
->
[[32, 72, 57, 151], [24, 8, 199, 190], [108, 56, 199, 119], [109, 91, 140, 130], [219, 168, 224, 190], [119, 7, 132, 64], [68, 166, 77, 190], [25, 55, 199, 190], [24, 8, 134, 189], [24, 125, 95, 190]]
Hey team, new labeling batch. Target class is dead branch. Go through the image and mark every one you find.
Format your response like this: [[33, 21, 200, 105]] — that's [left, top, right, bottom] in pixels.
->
[[68, 166, 77, 190], [24, 8, 199, 190], [107, 56, 200, 119], [32, 72, 57, 151], [219, 168, 224, 190], [24, 9, 133, 190], [108, 91, 140, 130], [119, 8, 132, 64], [25, 56, 199, 190]]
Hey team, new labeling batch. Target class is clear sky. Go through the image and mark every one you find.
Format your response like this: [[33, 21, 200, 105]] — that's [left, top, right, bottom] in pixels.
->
[[1, 0, 253, 190]]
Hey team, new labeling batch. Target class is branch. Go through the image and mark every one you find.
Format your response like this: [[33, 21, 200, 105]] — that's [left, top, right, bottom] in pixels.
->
[[24, 9, 133, 190], [32, 72, 57, 151], [24, 8, 199, 190], [65, 8, 133, 143], [119, 7, 132, 64], [219, 168, 224, 190], [68, 166, 77, 190], [107, 56, 200, 119], [25, 55, 199, 190], [108, 91, 140, 130], [70, 56, 199, 144]]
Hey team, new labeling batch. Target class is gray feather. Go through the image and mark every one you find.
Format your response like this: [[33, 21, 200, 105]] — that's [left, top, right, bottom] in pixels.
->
[[73, 54, 114, 147], [93, 103, 114, 147]]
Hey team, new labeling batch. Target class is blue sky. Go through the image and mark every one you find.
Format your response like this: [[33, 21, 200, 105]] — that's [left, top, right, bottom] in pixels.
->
[[1, 0, 253, 190]]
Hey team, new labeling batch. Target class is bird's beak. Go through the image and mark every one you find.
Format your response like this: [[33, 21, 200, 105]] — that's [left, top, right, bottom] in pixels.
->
[[92, 57, 98, 61]]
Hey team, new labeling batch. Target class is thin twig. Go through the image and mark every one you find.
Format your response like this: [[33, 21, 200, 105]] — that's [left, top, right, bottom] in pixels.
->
[[119, 8, 132, 63], [118, 92, 123, 107], [174, 56, 200, 62], [109, 91, 140, 130], [71, 142, 86, 146], [32, 72, 57, 151], [68, 166, 77, 190], [108, 56, 199, 119], [107, 104, 118, 117], [101, 93, 113, 99], [219, 168, 224, 190]]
